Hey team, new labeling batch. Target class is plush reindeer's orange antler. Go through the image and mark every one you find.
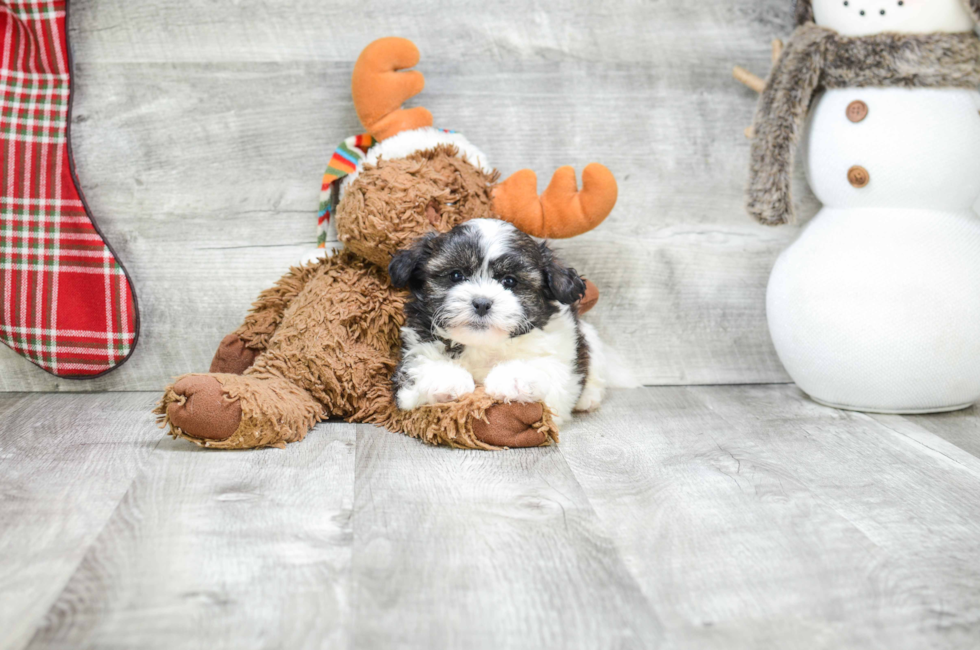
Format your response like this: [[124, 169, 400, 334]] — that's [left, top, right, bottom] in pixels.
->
[[352, 37, 433, 141], [493, 164, 618, 239]]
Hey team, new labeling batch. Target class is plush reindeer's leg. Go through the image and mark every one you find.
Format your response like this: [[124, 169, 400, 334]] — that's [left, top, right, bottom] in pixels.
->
[[210, 334, 259, 374], [376, 388, 559, 451], [473, 401, 557, 448], [157, 255, 365, 450], [209, 261, 326, 374], [156, 373, 323, 450]]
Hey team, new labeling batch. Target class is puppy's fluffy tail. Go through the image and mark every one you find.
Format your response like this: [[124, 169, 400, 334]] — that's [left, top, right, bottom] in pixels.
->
[[603, 343, 641, 389], [580, 322, 641, 389]]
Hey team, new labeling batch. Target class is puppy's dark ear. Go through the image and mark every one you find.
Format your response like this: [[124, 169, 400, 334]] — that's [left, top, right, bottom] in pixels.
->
[[389, 233, 435, 292], [540, 242, 586, 305]]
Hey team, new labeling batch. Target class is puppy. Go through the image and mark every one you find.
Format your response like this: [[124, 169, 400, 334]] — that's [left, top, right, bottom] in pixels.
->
[[388, 218, 628, 423]]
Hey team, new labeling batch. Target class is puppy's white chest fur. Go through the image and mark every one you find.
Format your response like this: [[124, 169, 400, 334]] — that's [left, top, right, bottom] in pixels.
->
[[395, 306, 602, 423], [456, 308, 578, 383]]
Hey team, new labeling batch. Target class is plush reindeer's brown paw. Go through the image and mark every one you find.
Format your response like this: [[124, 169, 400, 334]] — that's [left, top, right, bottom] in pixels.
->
[[472, 402, 552, 448], [577, 279, 599, 315], [167, 375, 242, 441], [209, 334, 259, 374]]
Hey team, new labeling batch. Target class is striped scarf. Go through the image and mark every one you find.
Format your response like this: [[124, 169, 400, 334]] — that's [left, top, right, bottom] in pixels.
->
[[317, 133, 375, 248]]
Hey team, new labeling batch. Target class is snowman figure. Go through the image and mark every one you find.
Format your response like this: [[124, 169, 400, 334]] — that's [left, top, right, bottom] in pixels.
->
[[741, 0, 980, 413]]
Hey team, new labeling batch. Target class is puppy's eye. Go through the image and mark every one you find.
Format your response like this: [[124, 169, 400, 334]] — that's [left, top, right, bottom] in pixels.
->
[[449, 270, 466, 283], [501, 276, 518, 290]]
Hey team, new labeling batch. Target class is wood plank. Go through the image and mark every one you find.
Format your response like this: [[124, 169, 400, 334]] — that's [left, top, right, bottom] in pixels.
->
[[695, 388, 980, 648], [0, 0, 806, 390], [351, 424, 662, 650], [0, 393, 159, 650], [559, 386, 980, 650], [67, 0, 795, 64], [873, 407, 980, 461], [23, 422, 356, 650]]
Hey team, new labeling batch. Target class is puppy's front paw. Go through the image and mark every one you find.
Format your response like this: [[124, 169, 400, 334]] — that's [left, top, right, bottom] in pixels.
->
[[398, 365, 476, 410], [485, 362, 548, 404], [574, 382, 604, 413]]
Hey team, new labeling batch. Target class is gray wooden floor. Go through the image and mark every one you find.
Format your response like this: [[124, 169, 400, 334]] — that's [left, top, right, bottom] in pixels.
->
[[2, 387, 980, 650]]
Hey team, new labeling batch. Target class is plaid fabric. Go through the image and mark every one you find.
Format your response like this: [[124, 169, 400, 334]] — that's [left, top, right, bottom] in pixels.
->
[[0, 0, 138, 378]]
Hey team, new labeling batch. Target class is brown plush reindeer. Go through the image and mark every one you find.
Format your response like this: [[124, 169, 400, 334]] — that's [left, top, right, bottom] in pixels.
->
[[156, 37, 618, 450]]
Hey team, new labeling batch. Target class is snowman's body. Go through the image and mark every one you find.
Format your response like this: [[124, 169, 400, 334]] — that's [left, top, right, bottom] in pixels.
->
[[766, 0, 980, 412]]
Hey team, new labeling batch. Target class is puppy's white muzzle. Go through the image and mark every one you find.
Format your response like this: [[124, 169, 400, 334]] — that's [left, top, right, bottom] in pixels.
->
[[437, 279, 525, 340]]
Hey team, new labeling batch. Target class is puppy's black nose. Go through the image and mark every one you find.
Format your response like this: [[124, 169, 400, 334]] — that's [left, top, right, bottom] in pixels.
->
[[472, 297, 493, 317]]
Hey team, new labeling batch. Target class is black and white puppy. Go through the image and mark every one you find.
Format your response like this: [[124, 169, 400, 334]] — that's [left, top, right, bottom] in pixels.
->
[[389, 218, 624, 422]]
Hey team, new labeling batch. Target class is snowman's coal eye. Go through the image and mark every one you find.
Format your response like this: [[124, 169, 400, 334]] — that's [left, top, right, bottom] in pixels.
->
[[860, 10, 866, 15]]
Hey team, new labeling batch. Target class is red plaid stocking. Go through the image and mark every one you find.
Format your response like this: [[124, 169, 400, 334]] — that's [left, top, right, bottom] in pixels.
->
[[1, 0, 138, 378]]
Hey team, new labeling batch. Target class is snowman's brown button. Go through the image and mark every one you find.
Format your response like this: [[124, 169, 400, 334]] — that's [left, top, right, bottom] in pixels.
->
[[848, 165, 870, 188], [846, 100, 868, 123]]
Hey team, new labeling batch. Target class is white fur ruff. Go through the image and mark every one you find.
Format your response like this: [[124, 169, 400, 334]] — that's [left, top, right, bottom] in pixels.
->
[[342, 127, 493, 193]]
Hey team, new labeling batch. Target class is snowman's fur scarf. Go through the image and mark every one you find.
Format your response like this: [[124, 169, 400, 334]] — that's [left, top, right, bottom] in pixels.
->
[[794, 0, 980, 25], [748, 23, 980, 225], [795, 0, 814, 25]]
